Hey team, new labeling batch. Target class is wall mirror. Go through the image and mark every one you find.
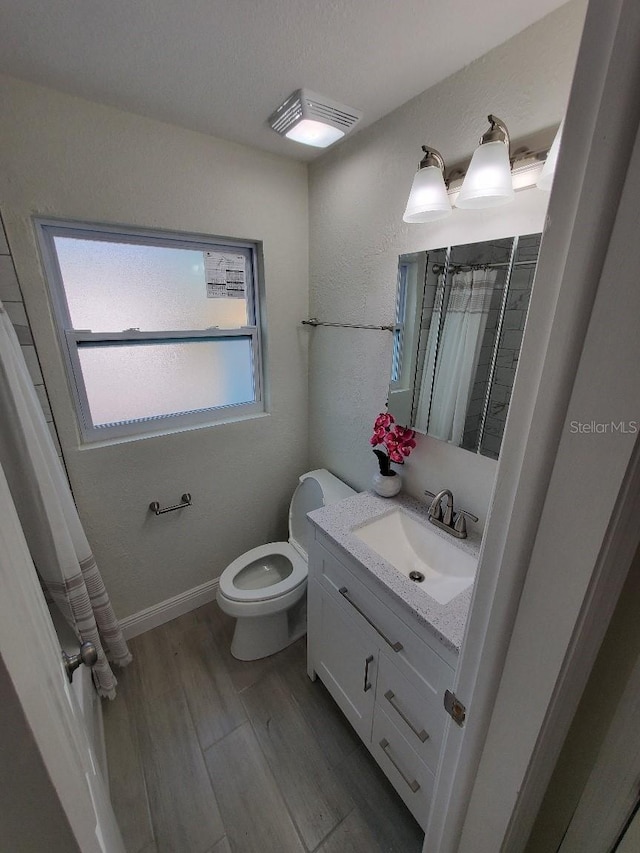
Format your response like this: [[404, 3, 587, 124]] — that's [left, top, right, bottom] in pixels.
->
[[388, 233, 541, 459]]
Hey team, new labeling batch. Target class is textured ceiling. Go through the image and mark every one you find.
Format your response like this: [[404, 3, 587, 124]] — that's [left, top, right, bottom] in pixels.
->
[[0, 0, 569, 161]]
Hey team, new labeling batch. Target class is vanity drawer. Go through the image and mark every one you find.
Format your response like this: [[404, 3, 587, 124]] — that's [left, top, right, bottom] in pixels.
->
[[312, 540, 454, 698], [371, 704, 434, 830], [377, 652, 445, 771]]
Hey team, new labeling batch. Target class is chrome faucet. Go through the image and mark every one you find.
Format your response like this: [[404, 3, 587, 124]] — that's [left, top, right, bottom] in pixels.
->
[[425, 489, 478, 539]]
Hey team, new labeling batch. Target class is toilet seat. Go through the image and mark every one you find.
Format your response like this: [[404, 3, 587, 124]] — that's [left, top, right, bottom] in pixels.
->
[[216, 469, 356, 660], [218, 541, 307, 604]]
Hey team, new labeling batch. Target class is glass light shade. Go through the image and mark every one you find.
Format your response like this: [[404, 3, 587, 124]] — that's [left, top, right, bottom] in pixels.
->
[[537, 119, 564, 191], [456, 141, 515, 208], [403, 165, 452, 223], [285, 119, 344, 148]]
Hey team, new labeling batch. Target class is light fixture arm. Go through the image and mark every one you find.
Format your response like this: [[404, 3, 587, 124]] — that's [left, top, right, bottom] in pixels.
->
[[480, 115, 510, 148], [418, 145, 446, 172]]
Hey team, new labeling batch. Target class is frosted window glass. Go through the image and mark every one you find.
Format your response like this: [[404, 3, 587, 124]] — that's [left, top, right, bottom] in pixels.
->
[[78, 338, 255, 426], [54, 236, 249, 331]]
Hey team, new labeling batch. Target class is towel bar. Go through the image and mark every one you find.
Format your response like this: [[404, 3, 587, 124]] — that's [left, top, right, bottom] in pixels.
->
[[149, 493, 192, 515], [302, 318, 395, 332]]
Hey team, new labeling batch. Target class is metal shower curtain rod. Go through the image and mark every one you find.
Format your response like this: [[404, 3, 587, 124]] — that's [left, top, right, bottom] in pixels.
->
[[432, 259, 537, 274]]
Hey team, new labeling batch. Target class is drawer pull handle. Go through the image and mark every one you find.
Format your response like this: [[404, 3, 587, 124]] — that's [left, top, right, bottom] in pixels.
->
[[363, 655, 374, 692], [379, 738, 420, 793], [338, 587, 403, 652], [384, 690, 429, 743]]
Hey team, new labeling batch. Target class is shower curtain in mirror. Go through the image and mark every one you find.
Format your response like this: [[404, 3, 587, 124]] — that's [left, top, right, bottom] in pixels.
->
[[0, 302, 131, 698], [419, 269, 497, 445], [414, 274, 445, 432]]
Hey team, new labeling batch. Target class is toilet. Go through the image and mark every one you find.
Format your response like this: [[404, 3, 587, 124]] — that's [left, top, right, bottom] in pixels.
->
[[216, 469, 355, 661]]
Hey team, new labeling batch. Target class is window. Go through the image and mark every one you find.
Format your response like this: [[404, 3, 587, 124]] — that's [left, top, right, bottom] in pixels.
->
[[37, 220, 264, 441]]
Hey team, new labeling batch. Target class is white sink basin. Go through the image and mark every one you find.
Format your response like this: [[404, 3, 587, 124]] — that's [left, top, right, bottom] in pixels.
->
[[353, 509, 477, 605]]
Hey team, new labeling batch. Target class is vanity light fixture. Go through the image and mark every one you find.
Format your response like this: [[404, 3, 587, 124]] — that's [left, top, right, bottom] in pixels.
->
[[403, 146, 452, 223], [403, 118, 561, 223], [268, 89, 362, 149], [536, 118, 564, 190], [456, 115, 515, 208]]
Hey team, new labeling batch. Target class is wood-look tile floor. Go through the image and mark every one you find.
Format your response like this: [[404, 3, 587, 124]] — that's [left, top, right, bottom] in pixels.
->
[[103, 602, 424, 853]]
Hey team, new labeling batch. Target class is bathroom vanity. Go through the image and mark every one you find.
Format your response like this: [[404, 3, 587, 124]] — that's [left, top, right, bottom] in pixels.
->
[[307, 491, 479, 830]]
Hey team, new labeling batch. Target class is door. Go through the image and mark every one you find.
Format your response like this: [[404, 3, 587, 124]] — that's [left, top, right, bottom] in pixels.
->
[[425, 2, 640, 851], [310, 579, 377, 742], [0, 460, 125, 853]]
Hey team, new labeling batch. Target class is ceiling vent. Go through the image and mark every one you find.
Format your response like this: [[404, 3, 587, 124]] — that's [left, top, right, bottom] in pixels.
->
[[268, 89, 362, 148]]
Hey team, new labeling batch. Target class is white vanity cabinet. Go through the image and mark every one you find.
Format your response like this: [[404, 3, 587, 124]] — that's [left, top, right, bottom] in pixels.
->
[[307, 530, 457, 830], [309, 574, 377, 742]]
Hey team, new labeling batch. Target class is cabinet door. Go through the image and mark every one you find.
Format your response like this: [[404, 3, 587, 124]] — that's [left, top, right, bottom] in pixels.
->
[[310, 579, 377, 742]]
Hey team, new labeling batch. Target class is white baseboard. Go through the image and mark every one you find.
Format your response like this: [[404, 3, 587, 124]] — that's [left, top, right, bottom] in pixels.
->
[[119, 578, 220, 640]]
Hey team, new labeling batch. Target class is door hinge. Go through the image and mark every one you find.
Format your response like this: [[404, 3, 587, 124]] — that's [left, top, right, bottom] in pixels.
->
[[444, 689, 466, 726]]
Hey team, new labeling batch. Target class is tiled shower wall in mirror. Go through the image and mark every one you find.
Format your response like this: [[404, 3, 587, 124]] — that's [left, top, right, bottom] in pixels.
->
[[471, 233, 541, 459], [0, 211, 66, 467], [455, 238, 512, 454]]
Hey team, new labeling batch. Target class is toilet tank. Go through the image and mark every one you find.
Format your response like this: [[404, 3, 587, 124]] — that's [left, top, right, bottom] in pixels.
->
[[289, 469, 355, 558]]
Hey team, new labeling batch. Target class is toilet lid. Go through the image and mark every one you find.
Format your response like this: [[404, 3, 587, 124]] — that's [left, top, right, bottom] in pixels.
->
[[288, 469, 356, 557], [288, 476, 324, 558], [219, 541, 307, 603]]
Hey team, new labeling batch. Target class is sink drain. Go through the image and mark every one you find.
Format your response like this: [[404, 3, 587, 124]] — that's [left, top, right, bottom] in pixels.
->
[[409, 570, 425, 583]]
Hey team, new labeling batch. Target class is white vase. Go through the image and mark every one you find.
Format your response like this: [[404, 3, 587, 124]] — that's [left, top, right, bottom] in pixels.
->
[[372, 470, 402, 497]]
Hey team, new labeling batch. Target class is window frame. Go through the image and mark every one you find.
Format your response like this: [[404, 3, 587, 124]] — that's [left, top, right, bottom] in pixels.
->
[[36, 218, 265, 443], [390, 261, 409, 387]]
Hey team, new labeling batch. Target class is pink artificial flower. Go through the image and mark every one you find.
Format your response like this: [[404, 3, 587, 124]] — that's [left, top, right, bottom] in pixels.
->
[[370, 425, 388, 446], [370, 412, 417, 465], [395, 425, 416, 443], [383, 432, 399, 451], [393, 425, 416, 454], [374, 412, 394, 430]]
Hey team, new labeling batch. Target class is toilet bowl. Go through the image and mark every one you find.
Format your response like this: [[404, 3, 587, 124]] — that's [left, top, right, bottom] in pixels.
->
[[216, 469, 355, 660]]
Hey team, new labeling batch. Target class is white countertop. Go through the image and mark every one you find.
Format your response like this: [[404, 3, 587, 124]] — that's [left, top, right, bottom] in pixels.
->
[[308, 491, 481, 654]]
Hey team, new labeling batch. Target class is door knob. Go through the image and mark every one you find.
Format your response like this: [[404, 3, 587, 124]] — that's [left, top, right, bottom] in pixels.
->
[[62, 641, 98, 683]]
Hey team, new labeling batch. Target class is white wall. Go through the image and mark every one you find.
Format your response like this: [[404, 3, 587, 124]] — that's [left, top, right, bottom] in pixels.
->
[[308, 0, 586, 529], [0, 75, 309, 618]]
